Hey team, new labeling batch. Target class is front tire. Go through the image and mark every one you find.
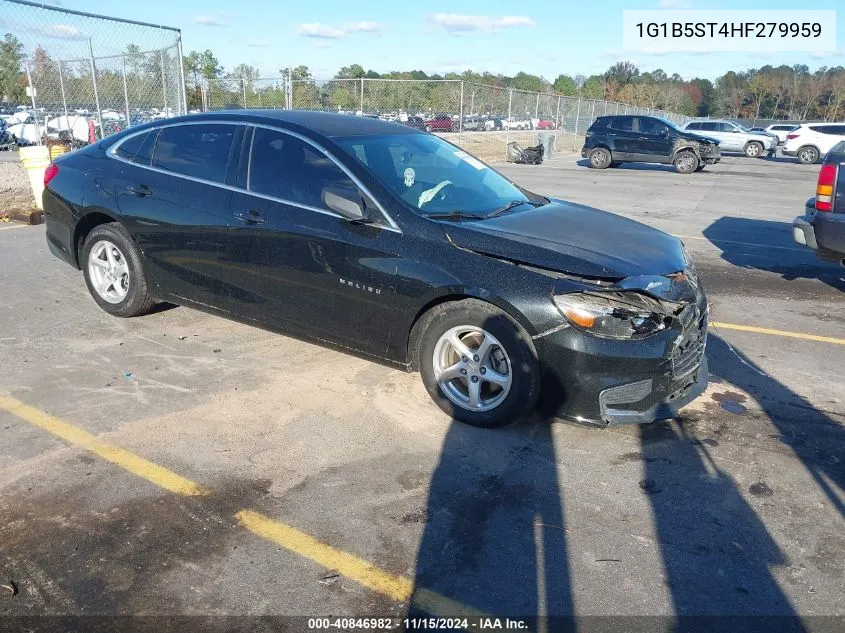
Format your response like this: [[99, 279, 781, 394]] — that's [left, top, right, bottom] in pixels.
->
[[797, 145, 820, 164], [673, 151, 699, 174], [588, 147, 611, 169], [744, 141, 763, 158], [418, 300, 540, 428], [81, 222, 155, 317]]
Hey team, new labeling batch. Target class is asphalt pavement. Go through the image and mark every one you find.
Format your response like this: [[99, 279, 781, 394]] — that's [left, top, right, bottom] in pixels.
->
[[0, 154, 843, 628]]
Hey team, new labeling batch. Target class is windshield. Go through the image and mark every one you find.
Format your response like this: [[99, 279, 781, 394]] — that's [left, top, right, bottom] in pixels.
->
[[335, 133, 539, 217]]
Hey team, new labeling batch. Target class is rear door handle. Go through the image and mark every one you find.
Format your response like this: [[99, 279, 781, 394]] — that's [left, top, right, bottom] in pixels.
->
[[233, 209, 265, 224], [127, 184, 151, 197]]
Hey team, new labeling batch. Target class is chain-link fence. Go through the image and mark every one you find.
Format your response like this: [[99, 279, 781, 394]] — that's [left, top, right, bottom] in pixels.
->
[[1, 0, 185, 146], [201, 75, 689, 162]]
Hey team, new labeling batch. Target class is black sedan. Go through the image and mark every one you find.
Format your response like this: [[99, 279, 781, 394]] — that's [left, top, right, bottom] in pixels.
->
[[43, 110, 708, 428]]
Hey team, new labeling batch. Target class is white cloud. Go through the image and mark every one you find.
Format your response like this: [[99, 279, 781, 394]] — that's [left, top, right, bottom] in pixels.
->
[[37, 24, 87, 40], [345, 21, 382, 34], [297, 21, 383, 39], [194, 16, 228, 27], [245, 40, 270, 48], [659, 0, 694, 8], [313, 41, 332, 49], [809, 51, 827, 59], [427, 13, 536, 33]]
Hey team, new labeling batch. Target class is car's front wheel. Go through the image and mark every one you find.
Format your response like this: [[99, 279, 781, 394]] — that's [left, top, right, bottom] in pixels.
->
[[588, 147, 611, 169], [418, 300, 540, 428], [797, 145, 820, 164], [744, 141, 763, 158], [81, 222, 155, 317], [673, 150, 699, 174]]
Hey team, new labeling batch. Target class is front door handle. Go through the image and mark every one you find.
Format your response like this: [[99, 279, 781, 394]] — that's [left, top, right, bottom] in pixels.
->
[[127, 184, 151, 197], [233, 209, 265, 224]]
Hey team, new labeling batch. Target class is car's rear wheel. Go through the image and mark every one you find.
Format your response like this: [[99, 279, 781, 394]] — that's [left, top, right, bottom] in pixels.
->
[[673, 151, 699, 174], [797, 145, 820, 164], [81, 222, 155, 317], [418, 300, 540, 428], [744, 141, 763, 158], [588, 147, 611, 169]]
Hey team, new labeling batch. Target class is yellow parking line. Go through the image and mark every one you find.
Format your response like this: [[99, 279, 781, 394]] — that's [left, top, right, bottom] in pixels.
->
[[0, 395, 481, 616], [711, 322, 845, 346], [0, 395, 206, 496]]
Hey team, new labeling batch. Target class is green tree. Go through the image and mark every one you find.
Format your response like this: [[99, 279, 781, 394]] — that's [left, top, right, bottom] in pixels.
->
[[336, 64, 365, 79], [605, 61, 639, 86], [581, 76, 604, 100], [0, 33, 25, 104], [552, 74, 577, 96]]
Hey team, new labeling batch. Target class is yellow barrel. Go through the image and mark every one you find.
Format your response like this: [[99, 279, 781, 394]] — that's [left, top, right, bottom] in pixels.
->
[[49, 144, 70, 161], [19, 146, 50, 211]]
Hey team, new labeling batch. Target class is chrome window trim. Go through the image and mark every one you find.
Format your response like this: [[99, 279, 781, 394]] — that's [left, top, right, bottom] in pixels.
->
[[107, 119, 401, 234]]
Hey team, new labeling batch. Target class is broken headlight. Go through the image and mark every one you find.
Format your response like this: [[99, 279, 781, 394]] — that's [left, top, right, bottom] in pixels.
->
[[553, 292, 670, 340]]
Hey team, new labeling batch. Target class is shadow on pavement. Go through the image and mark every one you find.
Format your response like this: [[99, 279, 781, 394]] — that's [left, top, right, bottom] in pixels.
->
[[408, 317, 572, 621], [703, 216, 844, 292], [707, 334, 845, 520]]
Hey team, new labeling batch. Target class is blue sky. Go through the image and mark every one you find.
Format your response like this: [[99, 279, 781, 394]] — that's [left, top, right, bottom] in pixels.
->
[[17, 0, 845, 80]]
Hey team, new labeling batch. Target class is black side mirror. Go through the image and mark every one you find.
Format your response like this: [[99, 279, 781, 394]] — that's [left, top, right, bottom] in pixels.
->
[[323, 186, 367, 222]]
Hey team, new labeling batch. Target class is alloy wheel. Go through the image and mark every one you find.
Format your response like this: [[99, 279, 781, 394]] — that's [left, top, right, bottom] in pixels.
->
[[87, 240, 130, 304], [432, 326, 512, 412]]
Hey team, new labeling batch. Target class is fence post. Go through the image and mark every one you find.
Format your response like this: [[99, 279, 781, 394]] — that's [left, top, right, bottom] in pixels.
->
[[572, 97, 581, 151], [121, 57, 131, 127], [459, 80, 464, 141], [57, 59, 69, 122], [535, 92, 539, 122], [555, 95, 561, 132], [506, 88, 513, 149], [177, 37, 187, 114], [242, 79, 247, 108], [160, 49, 168, 114], [88, 38, 103, 136], [24, 63, 42, 144], [359, 78, 364, 113]]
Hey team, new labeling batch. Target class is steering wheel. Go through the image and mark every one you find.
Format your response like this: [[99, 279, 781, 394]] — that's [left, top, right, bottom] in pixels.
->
[[419, 180, 456, 209]]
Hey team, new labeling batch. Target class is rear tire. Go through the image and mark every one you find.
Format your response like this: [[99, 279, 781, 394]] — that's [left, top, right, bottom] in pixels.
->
[[797, 145, 820, 165], [744, 141, 763, 158], [588, 147, 611, 169], [673, 151, 699, 174], [417, 299, 540, 428], [81, 222, 155, 318]]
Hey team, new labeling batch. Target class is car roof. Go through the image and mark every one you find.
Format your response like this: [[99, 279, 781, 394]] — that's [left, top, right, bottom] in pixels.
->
[[149, 109, 421, 138]]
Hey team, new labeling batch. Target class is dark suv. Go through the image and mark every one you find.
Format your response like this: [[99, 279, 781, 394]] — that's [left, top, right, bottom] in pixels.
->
[[793, 141, 845, 264], [582, 115, 721, 174]]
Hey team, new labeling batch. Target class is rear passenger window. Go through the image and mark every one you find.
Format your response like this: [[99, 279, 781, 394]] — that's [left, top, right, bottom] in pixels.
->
[[699, 122, 718, 131], [152, 124, 236, 183], [249, 127, 358, 209], [609, 117, 633, 132], [114, 131, 149, 161], [686, 122, 701, 130], [133, 130, 158, 166]]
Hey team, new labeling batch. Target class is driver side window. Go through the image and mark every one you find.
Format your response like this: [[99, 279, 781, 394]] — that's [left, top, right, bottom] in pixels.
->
[[248, 127, 359, 210]]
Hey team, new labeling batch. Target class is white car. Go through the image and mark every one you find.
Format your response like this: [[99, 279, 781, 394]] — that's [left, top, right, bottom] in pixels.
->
[[782, 123, 845, 164], [764, 123, 799, 144], [682, 119, 776, 157]]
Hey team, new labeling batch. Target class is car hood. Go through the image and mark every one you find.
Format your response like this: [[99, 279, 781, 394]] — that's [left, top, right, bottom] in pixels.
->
[[441, 200, 688, 279], [678, 129, 720, 145]]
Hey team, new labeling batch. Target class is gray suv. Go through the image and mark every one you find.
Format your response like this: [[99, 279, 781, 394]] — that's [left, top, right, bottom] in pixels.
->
[[682, 120, 777, 158]]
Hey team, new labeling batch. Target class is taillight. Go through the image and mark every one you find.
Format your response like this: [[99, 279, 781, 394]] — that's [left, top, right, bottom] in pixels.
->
[[816, 163, 837, 212], [786, 133, 800, 140], [43, 163, 58, 187]]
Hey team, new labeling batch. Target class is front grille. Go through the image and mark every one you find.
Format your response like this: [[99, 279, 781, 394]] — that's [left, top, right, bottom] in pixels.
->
[[671, 310, 707, 378]]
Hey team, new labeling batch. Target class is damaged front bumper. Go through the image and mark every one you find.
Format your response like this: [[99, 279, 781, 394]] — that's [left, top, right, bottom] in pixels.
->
[[535, 291, 709, 426]]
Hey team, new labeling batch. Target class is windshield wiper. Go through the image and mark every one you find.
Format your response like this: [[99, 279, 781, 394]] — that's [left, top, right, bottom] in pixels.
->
[[420, 210, 488, 221], [485, 199, 541, 219]]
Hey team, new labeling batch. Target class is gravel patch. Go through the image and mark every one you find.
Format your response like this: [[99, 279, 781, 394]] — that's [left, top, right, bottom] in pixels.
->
[[0, 156, 37, 221]]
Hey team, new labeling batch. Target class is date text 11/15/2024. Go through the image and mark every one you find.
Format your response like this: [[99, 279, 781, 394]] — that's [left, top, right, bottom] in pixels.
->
[[307, 617, 529, 630]]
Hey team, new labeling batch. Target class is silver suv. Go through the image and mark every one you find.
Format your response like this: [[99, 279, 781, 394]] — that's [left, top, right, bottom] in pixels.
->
[[682, 120, 777, 158]]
